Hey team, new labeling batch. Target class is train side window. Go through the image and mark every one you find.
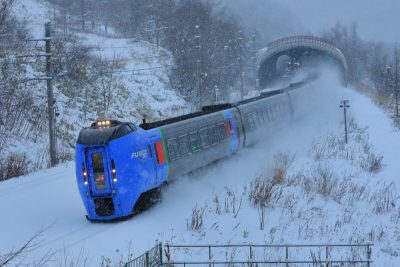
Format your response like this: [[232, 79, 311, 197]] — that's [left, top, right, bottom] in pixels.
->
[[256, 110, 262, 123], [271, 106, 275, 118], [166, 138, 179, 161], [267, 107, 272, 121], [199, 128, 209, 148], [276, 104, 280, 116], [216, 123, 225, 142], [263, 109, 269, 121], [247, 113, 255, 129], [189, 131, 200, 152], [209, 126, 218, 145], [178, 134, 190, 155], [254, 112, 260, 126]]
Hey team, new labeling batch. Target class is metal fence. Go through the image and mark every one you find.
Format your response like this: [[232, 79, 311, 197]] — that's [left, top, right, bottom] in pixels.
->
[[124, 243, 163, 267], [164, 243, 373, 267], [123, 243, 373, 267]]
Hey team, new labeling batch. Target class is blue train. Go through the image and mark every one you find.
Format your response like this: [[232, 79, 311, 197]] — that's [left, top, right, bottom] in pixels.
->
[[75, 81, 309, 221]]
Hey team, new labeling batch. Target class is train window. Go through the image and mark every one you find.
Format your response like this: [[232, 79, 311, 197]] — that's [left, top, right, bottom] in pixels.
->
[[199, 128, 209, 148], [263, 109, 268, 121], [264, 107, 269, 121], [275, 104, 280, 117], [110, 124, 132, 141], [189, 131, 200, 152], [269, 106, 274, 120], [167, 138, 180, 161], [256, 110, 263, 123], [209, 126, 218, 145], [215, 123, 225, 142], [91, 153, 106, 190], [128, 123, 137, 131], [178, 134, 190, 155], [247, 113, 255, 129]]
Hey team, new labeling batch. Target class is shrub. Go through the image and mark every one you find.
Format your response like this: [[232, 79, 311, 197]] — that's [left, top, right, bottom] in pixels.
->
[[0, 152, 30, 181], [187, 204, 206, 233]]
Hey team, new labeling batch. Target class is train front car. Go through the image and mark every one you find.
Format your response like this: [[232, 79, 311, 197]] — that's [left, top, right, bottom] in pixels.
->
[[75, 119, 163, 221]]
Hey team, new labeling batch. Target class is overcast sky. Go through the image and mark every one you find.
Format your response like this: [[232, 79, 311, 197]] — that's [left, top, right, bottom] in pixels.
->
[[222, 0, 400, 44]]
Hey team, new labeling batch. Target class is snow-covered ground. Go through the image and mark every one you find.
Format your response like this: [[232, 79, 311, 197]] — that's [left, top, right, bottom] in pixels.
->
[[1, 72, 400, 266], [3, 1, 400, 266]]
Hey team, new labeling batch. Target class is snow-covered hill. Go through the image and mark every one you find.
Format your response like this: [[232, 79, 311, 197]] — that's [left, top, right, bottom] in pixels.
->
[[1, 73, 399, 266], [6, 0, 189, 173]]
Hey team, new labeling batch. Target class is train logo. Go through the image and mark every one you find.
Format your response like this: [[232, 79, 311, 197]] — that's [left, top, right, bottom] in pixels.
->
[[131, 148, 147, 161]]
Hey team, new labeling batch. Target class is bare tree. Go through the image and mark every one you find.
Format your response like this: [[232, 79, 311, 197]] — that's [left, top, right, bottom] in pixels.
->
[[0, 228, 50, 266]]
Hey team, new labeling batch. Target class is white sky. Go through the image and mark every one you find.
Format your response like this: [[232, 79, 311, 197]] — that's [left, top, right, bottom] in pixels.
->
[[223, 0, 400, 43]]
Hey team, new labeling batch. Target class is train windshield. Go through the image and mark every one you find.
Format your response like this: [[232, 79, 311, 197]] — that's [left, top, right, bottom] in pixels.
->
[[77, 123, 136, 145], [91, 153, 106, 190]]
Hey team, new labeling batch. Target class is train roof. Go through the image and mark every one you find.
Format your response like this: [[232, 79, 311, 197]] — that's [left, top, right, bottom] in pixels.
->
[[139, 90, 285, 130], [139, 74, 319, 130]]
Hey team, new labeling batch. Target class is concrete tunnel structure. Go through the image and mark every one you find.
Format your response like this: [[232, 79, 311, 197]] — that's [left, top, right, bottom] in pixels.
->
[[256, 36, 348, 88]]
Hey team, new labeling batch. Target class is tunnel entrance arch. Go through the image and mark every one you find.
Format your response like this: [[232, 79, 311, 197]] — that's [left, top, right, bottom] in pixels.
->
[[256, 36, 348, 88]]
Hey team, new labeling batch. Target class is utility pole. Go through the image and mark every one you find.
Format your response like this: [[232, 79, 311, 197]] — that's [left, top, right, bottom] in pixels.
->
[[395, 46, 399, 118], [238, 30, 244, 100], [340, 100, 350, 144], [45, 22, 57, 167], [81, 0, 85, 31], [252, 33, 257, 91], [194, 24, 202, 109], [16, 23, 58, 166], [214, 85, 219, 103]]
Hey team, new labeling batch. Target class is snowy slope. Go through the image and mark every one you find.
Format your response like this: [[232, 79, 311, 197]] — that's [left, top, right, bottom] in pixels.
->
[[7, 0, 189, 172], [1, 73, 400, 266]]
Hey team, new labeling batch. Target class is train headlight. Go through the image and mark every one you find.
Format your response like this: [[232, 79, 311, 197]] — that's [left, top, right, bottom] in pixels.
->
[[82, 163, 88, 186], [111, 160, 117, 182]]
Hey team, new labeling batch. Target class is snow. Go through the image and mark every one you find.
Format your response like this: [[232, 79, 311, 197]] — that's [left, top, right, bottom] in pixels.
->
[[1, 71, 400, 266], [3, 0, 400, 266], [13, 0, 51, 38]]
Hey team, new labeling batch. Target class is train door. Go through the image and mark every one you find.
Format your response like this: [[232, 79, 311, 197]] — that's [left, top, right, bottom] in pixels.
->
[[86, 147, 112, 196], [148, 133, 168, 185]]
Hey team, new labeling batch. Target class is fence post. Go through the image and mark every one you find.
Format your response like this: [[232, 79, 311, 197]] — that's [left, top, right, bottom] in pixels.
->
[[167, 244, 171, 267], [249, 245, 253, 267], [208, 246, 212, 267], [285, 246, 289, 267], [146, 251, 149, 267], [367, 245, 371, 267], [325, 246, 329, 267]]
